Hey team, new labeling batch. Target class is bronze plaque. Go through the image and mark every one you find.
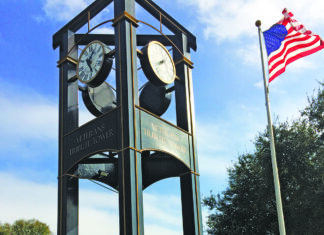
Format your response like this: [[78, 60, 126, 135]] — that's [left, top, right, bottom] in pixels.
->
[[140, 109, 191, 168], [63, 108, 119, 173]]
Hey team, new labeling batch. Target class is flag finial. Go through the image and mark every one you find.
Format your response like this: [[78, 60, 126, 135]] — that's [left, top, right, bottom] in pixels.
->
[[255, 20, 261, 27]]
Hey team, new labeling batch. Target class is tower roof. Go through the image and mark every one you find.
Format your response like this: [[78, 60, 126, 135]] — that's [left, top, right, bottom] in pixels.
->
[[52, 0, 196, 51]]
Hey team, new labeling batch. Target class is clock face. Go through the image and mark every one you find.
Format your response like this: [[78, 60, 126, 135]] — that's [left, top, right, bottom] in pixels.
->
[[147, 41, 175, 85], [77, 41, 105, 84]]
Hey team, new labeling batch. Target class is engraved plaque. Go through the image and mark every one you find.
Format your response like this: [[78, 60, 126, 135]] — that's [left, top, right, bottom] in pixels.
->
[[63, 108, 119, 173], [140, 109, 191, 168]]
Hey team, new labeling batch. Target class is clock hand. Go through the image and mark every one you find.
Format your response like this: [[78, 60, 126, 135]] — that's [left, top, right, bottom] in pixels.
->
[[86, 58, 93, 72], [88, 46, 99, 68], [89, 49, 95, 61]]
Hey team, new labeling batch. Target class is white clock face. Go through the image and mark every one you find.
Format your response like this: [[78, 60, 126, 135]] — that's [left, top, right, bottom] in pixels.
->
[[147, 42, 175, 84], [77, 41, 104, 83]]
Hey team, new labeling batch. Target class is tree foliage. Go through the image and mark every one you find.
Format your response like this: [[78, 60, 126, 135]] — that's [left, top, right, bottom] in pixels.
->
[[0, 219, 52, 235], [302, 83, 324, 139], [203, 85, 324, 235]]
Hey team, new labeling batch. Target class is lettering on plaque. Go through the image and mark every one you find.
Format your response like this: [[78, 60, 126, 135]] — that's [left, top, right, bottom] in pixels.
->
[[143, 122, 187, 155], [69, 123, 114, 157]]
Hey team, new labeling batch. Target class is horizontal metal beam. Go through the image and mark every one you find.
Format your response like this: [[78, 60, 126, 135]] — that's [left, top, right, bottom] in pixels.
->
[[74, 33, 178, 46], [53, 0, 196, 51], [53, 0, 113, 49]]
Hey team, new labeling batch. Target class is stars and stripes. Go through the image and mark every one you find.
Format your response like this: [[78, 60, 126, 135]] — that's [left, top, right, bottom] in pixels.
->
[[263, 8, 324, 82]]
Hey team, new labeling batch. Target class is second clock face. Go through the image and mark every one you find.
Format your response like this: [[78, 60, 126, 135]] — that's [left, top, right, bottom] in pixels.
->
[[77, 41, 105, 84], [140, 41, 176, 86], [147, 42, 175, 85]]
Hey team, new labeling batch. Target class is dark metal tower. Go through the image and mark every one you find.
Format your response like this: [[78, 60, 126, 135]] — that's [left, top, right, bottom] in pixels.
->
[[53, 0, 202, 234]]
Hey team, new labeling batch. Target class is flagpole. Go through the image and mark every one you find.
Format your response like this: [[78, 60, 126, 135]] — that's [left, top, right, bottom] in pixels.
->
[[255, 20, 286, 235]]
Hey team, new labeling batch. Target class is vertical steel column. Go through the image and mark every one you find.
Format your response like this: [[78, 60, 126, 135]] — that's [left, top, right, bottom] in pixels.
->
[[114, 0, 144, 234], [174, 34, 203, 235], [57, 30, 79, 235]]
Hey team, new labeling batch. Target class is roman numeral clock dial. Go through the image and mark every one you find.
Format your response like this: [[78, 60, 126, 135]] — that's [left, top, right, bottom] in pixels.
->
[[77, 40, 113, 87]]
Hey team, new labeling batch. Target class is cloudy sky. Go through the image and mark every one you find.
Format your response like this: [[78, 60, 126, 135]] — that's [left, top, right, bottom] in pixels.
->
[[1, 0, 324, 234]]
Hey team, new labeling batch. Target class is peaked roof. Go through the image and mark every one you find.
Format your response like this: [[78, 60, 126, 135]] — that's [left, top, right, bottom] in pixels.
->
[[52, 0, 196, 51]]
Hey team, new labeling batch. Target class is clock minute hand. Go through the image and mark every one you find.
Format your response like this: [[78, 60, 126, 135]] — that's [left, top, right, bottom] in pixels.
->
[[86, 58, 93, 72], [89, 50, 95, 61]]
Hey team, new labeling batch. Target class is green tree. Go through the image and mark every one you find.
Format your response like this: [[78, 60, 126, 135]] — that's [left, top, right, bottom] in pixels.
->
[[302, 83, 324, 139], [203, 85, 324, 235], [0, 223, 11, 235], [0, 219, 52, 235]]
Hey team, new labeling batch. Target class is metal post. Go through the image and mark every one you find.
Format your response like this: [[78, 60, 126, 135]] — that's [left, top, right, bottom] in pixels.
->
[[57, 30, 79, 235], [174, 34, 203, 235], [114, 0, 144, 234], [256, 20, 286, 235]]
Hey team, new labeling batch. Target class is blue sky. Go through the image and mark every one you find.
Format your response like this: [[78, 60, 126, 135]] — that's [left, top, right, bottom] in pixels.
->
[[1, 0, 324, 234]]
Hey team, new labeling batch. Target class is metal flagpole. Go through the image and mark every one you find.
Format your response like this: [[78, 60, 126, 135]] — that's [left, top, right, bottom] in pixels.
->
[[255, 20, 286, 235]]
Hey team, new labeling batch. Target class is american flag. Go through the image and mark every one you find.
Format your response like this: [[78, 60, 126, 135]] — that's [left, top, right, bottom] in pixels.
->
[[263, 8, 324, 82]]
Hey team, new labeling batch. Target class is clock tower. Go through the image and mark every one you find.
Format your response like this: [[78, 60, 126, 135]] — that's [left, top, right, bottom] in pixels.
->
[[53, 0, 202, 234]]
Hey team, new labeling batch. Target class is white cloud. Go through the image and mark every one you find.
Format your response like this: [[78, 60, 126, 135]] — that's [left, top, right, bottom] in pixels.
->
[[32, 15, 46, 23], [0, 173, 120, 234], [145, 225, 181, 235], [254, 80, 264, 89], [143, 193, 182, 228], [0, 88, 57, 141], [79, 188, 119, 234], [268, 90, 310, 121], [286, 58, 315, 70], [43, 0, 93, 22], [195, 120, 237, 177], [195, 110, 265, 178], [0, 172, 185, 235], [198, 154, 230, 177], [0, 80, 100, 140], [196, 123, 228, 153], [235, 41, 260, 66], [178, 0, 324, 42], [177, 0, 278, 41], [0, 80, 99, 160], [43, 0, 324, 39], [42, 0, 114, 32], [91, 27, 114, 34], [0, 173, 57, 232]]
